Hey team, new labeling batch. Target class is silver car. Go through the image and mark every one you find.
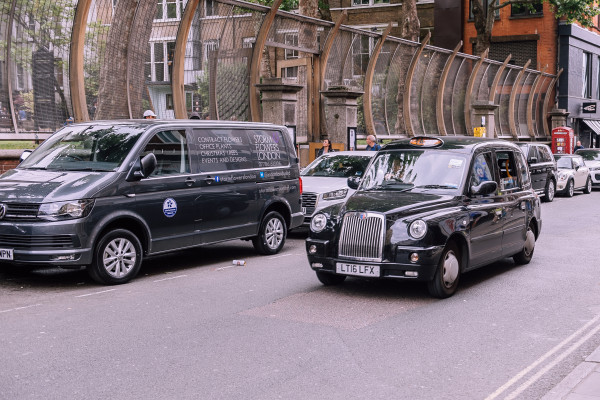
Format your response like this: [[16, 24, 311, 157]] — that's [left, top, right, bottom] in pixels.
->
[[554, 154, 592, 196], [575, 149, 600, 189], [300, 151, 375, 225]]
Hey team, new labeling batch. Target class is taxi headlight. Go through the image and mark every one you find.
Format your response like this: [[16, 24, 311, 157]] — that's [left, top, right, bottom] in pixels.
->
[[322, 188, 348, 201], [408, 219, 427, 240], [310, 213, 328, 233], [38, 199, 95, 221]]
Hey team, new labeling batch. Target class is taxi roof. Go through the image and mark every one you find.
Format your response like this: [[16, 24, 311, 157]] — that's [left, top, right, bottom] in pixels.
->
[[383, 136, 519, 153]]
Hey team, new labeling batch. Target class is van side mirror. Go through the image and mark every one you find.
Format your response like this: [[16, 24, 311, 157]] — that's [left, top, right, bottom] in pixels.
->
[[471, 181, 497, 196], [19, 150, 33, 163], [347, 176, 361, 190], [126, 153, 157, 181]]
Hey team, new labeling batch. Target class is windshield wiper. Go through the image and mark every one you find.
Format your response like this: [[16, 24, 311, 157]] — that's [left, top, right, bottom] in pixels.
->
[[413, 184, 457, 189]]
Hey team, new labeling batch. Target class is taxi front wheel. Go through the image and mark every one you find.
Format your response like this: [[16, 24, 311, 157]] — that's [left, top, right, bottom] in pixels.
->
[[428, 242, 461, 299], [88, 229, 143, 285], [253, 211, 287, 255]]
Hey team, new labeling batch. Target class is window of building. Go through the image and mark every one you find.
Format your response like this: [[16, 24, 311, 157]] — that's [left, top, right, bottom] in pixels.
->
[[146, 41, 176, 82], [284, 33, 298, 79], [352, 34, 371, 77], [203, 39, 219, 63], [156, 0, 183, 20], [597, 56, 600, 100], [205, 0, 216, 16], [352, 0, 389, 5], [583, 52, 592, 99], [469, 0, 499, 20], [242, 37, 255, 49], [511, 1, 543, 17], [16, 64, 25, 90]]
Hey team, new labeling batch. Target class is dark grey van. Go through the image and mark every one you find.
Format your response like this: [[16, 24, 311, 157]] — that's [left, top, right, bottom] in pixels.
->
[[0, 120, 303, 284]]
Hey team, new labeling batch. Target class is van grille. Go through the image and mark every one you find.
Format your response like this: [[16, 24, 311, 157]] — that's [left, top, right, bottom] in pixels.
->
[[1, 203, 40, 221], [338, 212, 385, 262], [0, 234, 76, 249]]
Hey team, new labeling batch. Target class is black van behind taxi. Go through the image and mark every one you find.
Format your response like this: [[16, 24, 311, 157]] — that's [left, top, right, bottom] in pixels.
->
[[306, 136, 542, 298], [0, 120, 303, 284]]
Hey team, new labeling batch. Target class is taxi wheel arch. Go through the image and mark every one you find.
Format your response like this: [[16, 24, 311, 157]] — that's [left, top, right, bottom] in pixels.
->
[[88, 228, 143, 285], [513, 221, 537, 265], [428, 241, 462, 299]]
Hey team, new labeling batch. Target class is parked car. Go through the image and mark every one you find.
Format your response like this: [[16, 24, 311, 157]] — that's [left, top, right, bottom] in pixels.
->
[[306, 136, 541, 298], [0, 120, 303, 284], [516, 142, 557, 202], [575, 148, 600, 189], [300, 151, 375, 225], [553, 154, 592, 197]]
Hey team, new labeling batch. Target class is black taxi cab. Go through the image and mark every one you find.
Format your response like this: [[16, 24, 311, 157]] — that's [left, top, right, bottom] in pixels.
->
[[305, 136, 542, 298]]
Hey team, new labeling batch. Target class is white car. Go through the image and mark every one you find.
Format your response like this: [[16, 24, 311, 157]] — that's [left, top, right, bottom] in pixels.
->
[[575, 149, 600, 189], [300, 151, 375, 225], [553, 154, 592, 197]]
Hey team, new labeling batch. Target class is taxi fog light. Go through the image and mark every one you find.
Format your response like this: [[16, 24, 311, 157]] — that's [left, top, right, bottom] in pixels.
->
[[311, 263, 323, 268], [405, 271, 418, 277], [309, 245, 318, 254], [410, 252, 419, 263]]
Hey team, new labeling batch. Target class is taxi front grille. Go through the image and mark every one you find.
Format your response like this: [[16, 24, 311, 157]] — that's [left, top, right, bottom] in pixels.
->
[[0, 234, 76, 248], [338, 212, 385, 262]]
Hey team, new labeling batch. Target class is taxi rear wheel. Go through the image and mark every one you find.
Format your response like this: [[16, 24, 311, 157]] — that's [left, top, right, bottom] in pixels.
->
[[252, 211, 287, 255], [88, 229, 143, 285], [316, 271, 347, 285], [583, 177, 592, 194], [428, 242, 461, 299], [513, 224, 536, 265]]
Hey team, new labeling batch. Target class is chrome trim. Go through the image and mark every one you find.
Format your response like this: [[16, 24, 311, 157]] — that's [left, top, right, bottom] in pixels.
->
[[338, 212, 385, 262]]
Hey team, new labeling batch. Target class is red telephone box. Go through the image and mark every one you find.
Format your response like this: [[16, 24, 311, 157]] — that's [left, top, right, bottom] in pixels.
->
[[551, 126, 575, 154]]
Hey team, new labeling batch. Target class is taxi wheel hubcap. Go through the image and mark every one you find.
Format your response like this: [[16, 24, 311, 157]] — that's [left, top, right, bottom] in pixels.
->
[[523, 228, 535, 257], [265, 218, 284, 249], [442, 250, 459, 288], [103, 238, 136, 278]]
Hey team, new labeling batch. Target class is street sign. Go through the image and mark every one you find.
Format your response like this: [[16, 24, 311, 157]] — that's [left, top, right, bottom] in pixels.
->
[[474, 127, 486, 137], [583, 102, 597, 113]]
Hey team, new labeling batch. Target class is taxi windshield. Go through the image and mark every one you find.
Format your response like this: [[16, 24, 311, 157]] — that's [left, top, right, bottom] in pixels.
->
[[360, 150, 467, 194], [19, 124, 147, 172]]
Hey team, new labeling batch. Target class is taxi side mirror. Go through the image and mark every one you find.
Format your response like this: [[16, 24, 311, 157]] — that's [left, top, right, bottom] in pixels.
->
[[471, 181, 497, 196], [347, 176, 361, 190]]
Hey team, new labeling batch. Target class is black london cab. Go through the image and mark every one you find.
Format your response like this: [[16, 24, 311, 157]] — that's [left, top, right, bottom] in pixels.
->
[[305, 136, 542, 298]]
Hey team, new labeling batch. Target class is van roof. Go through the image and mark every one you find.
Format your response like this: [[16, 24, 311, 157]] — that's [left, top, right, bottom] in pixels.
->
[[75, 119, 282, 128]]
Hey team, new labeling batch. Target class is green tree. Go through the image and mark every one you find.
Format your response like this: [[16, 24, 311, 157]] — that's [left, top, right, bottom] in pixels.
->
[[472, 0, 600, 56]]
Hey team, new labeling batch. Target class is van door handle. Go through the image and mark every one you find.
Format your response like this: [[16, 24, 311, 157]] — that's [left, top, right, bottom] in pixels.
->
[[185, 177, 195, 187], [204, 176, 215, 185]]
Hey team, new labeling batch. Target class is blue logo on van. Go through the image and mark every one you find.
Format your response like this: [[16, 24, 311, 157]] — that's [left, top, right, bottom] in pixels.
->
[[163, 198, 177, 218], [215, 176, 220, 183], [259, 171, 265, 178]]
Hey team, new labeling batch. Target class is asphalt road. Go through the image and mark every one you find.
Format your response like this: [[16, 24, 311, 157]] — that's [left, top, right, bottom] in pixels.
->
[[1, 190, 600, 400]]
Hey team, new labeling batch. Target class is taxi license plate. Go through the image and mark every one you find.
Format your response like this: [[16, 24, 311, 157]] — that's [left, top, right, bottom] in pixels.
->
[[336, 263, 379, 277], [0, 248, 14, 260]]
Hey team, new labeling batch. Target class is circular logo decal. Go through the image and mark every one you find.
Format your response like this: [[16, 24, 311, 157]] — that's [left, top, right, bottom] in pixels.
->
[[163, 198, 177, 218]]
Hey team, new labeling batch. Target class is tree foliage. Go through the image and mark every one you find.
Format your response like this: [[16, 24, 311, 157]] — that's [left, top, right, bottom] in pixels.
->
[[472, 0, 600, 56]]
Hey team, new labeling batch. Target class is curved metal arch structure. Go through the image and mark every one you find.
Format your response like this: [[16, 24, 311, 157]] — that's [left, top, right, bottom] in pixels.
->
[[0, 0, 557, 143]]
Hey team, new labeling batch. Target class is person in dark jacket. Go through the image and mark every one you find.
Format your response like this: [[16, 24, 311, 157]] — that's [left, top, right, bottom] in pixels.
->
[[317, 139, 336, 157]]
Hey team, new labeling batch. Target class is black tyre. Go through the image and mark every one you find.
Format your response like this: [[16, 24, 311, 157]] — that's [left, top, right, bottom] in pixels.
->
[[427, 242, 461, 299], [252, 211, 287, 255], [513, 224, 536, 265], [88, 229, 143, 285], [542, 178, 555, 202], [316, 270, 347, 286], [565, 179, 574, 197], [583, 177, 592, 194]]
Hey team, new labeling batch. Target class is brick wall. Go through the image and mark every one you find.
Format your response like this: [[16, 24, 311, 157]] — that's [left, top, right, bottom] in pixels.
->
[[0, 151, 22, 173], [463, 1, 558, 75]]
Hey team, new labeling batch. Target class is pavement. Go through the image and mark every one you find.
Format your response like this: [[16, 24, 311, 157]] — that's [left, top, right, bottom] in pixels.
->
[[543, 345, 600, 399]]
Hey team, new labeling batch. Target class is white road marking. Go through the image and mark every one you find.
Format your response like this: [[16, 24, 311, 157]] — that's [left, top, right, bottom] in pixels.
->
[[486, 312, 600, 400], [0, 303, 42, 314], [74, 289, 116, 298], [153, 274, 188, 282], [215, 265, 239, 271]]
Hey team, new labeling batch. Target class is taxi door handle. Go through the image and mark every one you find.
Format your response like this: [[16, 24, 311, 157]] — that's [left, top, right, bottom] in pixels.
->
[[185, 177, 195, 187]]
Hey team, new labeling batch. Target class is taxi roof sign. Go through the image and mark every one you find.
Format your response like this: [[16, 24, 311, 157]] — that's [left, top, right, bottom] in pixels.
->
[[409, 137, 443, 147]]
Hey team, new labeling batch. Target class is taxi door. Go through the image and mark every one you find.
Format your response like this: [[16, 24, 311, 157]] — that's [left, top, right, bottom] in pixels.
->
[[465, 151, 503, 268]]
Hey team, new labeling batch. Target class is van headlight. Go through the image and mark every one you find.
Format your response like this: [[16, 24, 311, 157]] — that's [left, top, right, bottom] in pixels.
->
[[408, 219, 427, 240], [322, 188, 348, 201], [38, 199, 95, 221], [310, 213, 328, 233]]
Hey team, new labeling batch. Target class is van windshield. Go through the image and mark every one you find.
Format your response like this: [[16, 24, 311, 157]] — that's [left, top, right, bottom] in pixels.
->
[[19, 124, 147, 171], [360, 150, 467, 194]]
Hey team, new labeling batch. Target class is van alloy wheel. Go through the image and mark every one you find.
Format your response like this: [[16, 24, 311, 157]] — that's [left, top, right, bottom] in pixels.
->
[[88, 229, 143, 285], [252, 211, 287, 255]]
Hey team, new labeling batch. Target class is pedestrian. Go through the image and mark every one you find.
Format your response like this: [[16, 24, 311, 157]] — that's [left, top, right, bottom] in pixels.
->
[[64, 117, 74, 126], [189, 112, 200, 119], [143, 110, 157, 119], [574, 140, 584, 151], [317, 139, 335, 157], [365, 134, 381, 151]]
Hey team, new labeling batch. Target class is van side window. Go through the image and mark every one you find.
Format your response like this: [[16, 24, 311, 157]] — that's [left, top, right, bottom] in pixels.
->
[[248, 130, 290, 168], [142, 130, 190, 176], [190, 129, 253, 172], [496, 151, 520, 191]]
